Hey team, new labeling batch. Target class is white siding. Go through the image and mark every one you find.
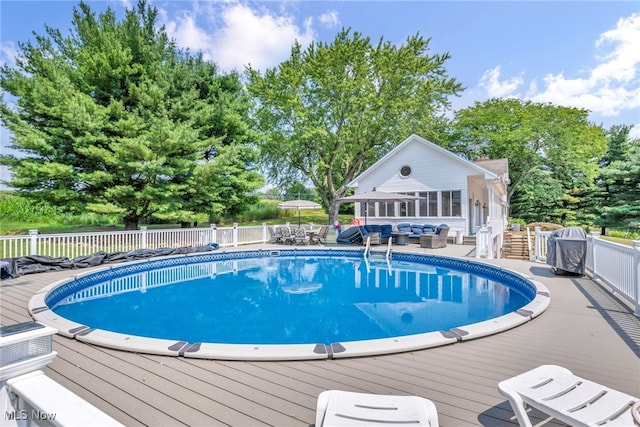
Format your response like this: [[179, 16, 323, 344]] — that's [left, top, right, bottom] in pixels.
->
[[353, 140, 481, 193], [346, 135, 508, 237]]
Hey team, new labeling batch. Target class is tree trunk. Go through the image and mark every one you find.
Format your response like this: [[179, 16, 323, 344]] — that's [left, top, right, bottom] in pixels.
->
[[328, 201, 340, 227], [123, 215, 139, 230]]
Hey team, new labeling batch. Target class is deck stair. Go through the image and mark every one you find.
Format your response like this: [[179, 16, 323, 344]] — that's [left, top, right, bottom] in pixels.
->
[[502, 232, 530, 260]]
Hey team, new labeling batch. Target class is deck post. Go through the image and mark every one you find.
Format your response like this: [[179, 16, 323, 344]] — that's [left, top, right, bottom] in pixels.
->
[[233, 223, 238, 247], [210, 224, 217, 245], [590, 232, 600, 280], [140, 226, 147, 249], [262, 223, 268, 244], [534, 227, 542, 261], [632, 240, 640, 317], [28, 230, 38, 255]]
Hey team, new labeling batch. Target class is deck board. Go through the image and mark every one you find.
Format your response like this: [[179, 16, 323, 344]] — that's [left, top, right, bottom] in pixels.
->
[[1, 244, 638, 427]]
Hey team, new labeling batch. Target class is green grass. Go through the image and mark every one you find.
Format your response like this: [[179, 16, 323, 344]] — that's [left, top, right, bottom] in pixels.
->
[[600, 236, 636, 247]]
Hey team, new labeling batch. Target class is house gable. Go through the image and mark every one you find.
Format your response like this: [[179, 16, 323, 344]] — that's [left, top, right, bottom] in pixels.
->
[[348, 134, 498, 193]]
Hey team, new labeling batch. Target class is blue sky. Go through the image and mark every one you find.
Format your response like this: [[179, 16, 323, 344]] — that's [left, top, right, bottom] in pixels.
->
[[1, 0, 639, 182]]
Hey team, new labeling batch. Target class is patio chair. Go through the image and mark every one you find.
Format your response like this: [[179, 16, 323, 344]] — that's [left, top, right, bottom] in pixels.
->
[[310, 225, 329, 245], [280, 226, 294, 244], [419, 226, 449, 249], [293, 227, 309, 245], [267, 226, 282, 243], [315, 390, 439, 426], [498, 364, 640, 427]]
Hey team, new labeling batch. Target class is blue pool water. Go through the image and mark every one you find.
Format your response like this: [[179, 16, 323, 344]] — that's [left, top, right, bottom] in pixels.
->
[[49, 251, 534, 345]]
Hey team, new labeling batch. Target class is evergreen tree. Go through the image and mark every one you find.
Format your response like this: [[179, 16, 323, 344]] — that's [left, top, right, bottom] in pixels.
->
[[594, 126, 640, 233], [0, 1, 262, 229]]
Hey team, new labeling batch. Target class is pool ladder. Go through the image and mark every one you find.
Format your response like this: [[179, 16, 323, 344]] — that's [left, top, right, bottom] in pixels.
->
[[364, 236, 392, 275]]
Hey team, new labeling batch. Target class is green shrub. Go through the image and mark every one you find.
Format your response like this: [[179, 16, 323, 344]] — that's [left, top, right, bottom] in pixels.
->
[[0, 193, 64, 223]]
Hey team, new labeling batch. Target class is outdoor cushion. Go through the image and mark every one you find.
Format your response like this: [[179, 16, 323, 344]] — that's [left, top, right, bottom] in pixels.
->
[[422, 224, 436, 233], [397, 223, 411, 233], [365, 224, 382, 234], [410, 225, 423, 236], [380, 224, 393, 237], [436, 224, 448, 234], [359, 226, 369, 235]]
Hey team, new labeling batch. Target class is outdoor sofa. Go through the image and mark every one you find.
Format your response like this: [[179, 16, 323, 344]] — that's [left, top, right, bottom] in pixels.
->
[[397, 223, 437, 243]]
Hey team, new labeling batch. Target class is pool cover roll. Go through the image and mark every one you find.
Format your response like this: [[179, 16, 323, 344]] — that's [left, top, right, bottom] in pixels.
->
[[546, 227, 587, 275], [0, 243, 219, 279]]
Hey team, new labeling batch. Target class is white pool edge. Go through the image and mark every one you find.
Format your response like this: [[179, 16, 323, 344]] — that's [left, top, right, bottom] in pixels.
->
[[29, 249, 551, 361]]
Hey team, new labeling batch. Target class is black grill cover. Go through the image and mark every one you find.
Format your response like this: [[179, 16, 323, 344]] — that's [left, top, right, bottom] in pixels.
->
[[546, 227, 587, 274]]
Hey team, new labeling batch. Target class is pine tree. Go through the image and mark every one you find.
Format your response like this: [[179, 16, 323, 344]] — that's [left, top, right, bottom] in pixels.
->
[[0, 1, 262, 229]]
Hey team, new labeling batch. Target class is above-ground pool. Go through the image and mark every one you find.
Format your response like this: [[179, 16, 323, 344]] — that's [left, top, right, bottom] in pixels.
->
[[30, 248, 550, 360]]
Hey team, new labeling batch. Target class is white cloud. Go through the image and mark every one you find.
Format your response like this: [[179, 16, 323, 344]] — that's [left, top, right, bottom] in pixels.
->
[[0, 41, 18, 68], [163, 10, 216, 56], [160, 2, 316, 73], [212, 4, 315, 72], [478, 13, 640, 120], [478, 66, 523, 98], [319, 10, 340, 28]]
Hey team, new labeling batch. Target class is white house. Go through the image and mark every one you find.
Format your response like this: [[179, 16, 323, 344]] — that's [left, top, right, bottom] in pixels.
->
[[346, 134, 510, 241]]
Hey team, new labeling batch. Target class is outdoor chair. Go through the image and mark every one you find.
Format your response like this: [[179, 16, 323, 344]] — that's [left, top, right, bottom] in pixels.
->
[[360, 226, 380, 245], [315, 390, 439, 426], [280, 226, 294, 244], [310, 225, 329, 245], [420, 226, 449, 249], [267, 226, 282, 243], [293, 227, 309, 245], [498, 364, 640, 427]]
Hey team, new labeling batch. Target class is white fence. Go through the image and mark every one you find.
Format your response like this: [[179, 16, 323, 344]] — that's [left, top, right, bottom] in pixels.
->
[[532, 227, 640, 317], [0, 224, 283, 259]]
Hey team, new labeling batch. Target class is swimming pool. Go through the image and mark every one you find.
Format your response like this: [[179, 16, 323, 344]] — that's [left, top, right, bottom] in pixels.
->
[[30, 248, 550, 360]]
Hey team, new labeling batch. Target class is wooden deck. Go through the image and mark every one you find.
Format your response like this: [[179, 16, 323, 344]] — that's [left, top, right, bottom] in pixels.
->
[[1, 243, 638, 426]]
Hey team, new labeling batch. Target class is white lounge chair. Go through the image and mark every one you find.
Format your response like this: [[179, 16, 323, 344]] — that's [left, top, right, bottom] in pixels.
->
[[315, 390, 439, 426], [498, 364, 640, 427]]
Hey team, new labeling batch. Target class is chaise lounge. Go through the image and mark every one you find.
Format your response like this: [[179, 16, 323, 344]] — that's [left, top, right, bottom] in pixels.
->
[[315, 390, 440, 426], [498, 364, 640, 427]]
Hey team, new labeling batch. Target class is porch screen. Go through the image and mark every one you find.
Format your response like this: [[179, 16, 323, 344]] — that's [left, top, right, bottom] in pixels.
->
[[418, 191, 438, 216], [399, 192, 416, 217], [441, 190, 462, 216], [379, 201, 395, 217]]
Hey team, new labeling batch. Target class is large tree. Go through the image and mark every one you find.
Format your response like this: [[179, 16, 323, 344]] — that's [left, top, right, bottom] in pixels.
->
[[0, 1, 262, 229], [450, 98, 607, 224], [246, 29, 462, 224], [593, 125, 640, 233]]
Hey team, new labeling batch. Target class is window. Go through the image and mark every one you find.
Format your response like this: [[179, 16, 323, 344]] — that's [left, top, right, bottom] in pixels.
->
[[399, 192, 416, 217], [379, 201, 395, 217], [399, 165, 412, 178], [359, 202, 376, 218], [418, 191, 438, 216], [441, 190, 461, 217]]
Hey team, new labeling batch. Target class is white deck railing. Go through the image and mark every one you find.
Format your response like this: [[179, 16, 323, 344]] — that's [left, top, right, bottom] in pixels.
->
[[475, 216, 505, 259], [0, 223, 321, 259], [532, 228, 639, 316]]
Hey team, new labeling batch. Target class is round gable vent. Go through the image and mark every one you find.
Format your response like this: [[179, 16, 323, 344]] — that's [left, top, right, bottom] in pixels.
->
[[399, 165, 412, 178]]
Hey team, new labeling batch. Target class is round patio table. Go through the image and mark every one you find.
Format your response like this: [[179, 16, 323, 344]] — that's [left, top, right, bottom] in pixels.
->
[[392, 232, 410, 245]]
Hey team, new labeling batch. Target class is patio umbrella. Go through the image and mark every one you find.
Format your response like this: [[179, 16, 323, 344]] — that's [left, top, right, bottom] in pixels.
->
[[337, 190, 421, 225], [277, 199, 322, 226]]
